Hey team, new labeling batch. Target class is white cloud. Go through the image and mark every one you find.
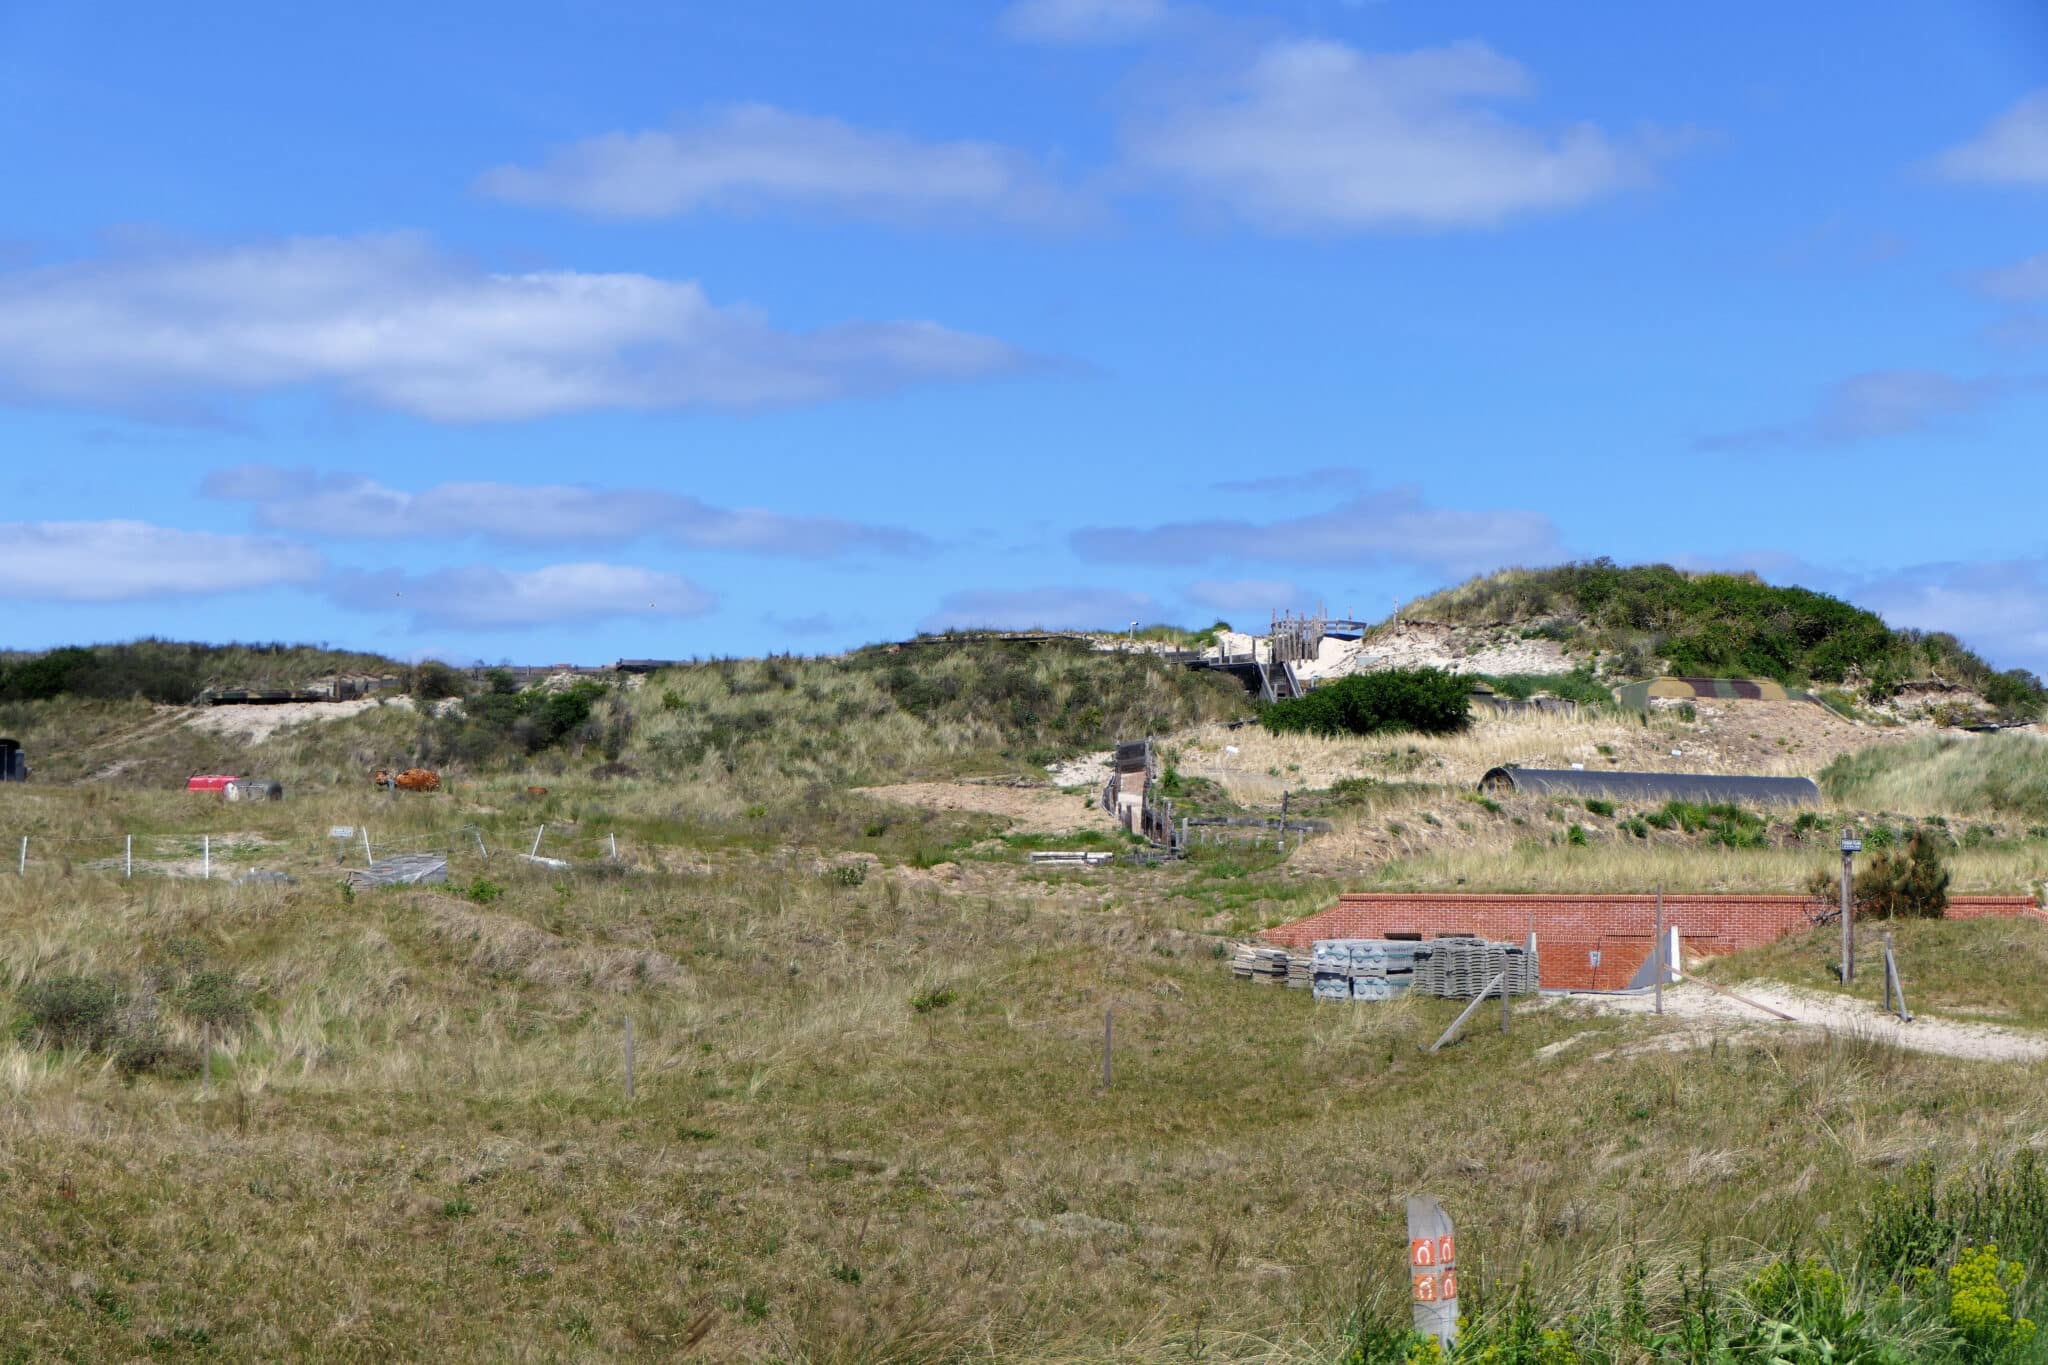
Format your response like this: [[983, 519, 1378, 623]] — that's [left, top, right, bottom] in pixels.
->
[[1183, 578, 1304, 615], [477, 105, 1083, 224], [1697, 369, 2041, 450], [1974, 250, 2048, 300], [1859, 559, 2048, 675], [330, 562, 715, 630], [920, 586, 1159, 632], [0, 234, 1028, 422], [1931, 90, 2048, 185], [1001, 0, 1166, 44], [1071, 486, 1563, 577], [203, 465, 929, 558], [0, 520, 324, 602], [1124, 39, 1644, 230]]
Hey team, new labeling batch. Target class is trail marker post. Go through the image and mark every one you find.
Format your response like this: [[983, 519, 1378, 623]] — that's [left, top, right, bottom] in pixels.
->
[[1839, 830, 1861, 985], [1406, 1196, 1458, 1350]]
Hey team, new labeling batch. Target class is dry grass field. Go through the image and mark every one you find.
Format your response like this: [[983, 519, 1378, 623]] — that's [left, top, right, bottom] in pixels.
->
[[0, 767, 2044, 1360]]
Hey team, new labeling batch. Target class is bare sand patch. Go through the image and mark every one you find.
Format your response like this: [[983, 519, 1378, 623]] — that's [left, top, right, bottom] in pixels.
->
[[184, 695, 416, 745], [857, 781, 1119, 836]]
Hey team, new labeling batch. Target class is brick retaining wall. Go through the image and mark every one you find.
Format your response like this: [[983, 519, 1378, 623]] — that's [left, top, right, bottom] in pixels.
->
[[1260, 893, 2045, 991]]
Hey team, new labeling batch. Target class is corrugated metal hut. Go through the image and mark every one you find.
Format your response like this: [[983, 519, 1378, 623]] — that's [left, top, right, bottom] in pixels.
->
[[1478, 767, 1820, 806]]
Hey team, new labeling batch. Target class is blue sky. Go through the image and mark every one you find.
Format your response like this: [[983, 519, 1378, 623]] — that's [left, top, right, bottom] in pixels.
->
[[3, 1, 2047, 670]]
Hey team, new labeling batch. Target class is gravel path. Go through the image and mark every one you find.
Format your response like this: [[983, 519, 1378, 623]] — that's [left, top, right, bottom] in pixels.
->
[[1578, 979, 2048, 1062]]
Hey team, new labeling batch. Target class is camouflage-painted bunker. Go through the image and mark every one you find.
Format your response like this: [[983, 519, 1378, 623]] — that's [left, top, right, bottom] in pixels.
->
[[1615, 677, 1814, 711]]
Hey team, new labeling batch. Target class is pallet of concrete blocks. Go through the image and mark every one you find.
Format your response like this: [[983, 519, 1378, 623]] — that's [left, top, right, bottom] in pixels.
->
[[1414, 938, 1539, 999], [1351, 976, 1394, 1003], [1233, 945, 1292, 985], [1286, 955, 1312, 990], [1312, 972, 1352, 1002]]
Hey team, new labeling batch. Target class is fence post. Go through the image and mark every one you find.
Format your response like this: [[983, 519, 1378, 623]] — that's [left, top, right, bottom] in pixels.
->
[[530, 825, 545, 858], [1881, 930, 1893, 1012], [17, 836, 25, 876], [473, 827, 488, 859], [1278, 791, 1290, 853], [202, 835, 210, 881], [361, 827, 373, 866], [609, 832, 618, 861], [1654, 884, 1665, 1017], [125, 835, 133, 880], [1102, 1008, 1113, 1089], [623, 1017, 635, 1101]]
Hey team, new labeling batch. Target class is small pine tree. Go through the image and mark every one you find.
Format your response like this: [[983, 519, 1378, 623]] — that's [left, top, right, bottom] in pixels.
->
[[1812, 828, 1950, 920]]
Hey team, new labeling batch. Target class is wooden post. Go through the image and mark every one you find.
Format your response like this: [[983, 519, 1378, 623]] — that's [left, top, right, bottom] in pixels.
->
[[1430, 973, 1505, 1053], [623, 1017, 636, 1101], [361, 826, 373, 866], [1102, 1008, 1113, 1089], [1654, 884, 1665, 1017], [1840, 831, 1855, 985], [609, 832, 618, 861], [473, 827, 488, 859]]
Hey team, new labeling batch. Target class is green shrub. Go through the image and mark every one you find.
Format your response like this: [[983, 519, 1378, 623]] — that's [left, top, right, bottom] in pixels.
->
[[16, 975, 122, 1049], [828, 861, 868, 888], [113, 1035, 202, 1081], [176, 970, 251, 1030], [1566, 823, 1589, 846], [1262, 669, 1470, 738], [910, 987, 956, 1015], [463, 876, 507, 905], [1583, 798, 1615, 817]]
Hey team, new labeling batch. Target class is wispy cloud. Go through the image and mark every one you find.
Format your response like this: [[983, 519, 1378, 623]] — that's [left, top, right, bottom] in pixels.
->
[[1973, 250, 2048, 301], [0, 234, 1029, 423], [0, 520, 324, 602], [1123, 39, 1652, 231], [478, 105, 1085, 225], [1697, 369, 2041, 450], [1000, 0, 1167, 44], [1210, 466, 1365, 495], [920, 586, 1159, 632], [203, 466, 930, 558], [328, 562, 714, 630], [1930, 90, 2048, 185], [1071, 486, 1562, 577]]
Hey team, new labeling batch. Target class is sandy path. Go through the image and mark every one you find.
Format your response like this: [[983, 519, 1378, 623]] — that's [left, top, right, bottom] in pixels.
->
[[856, 781, 1119, 836], [184, 695, 414, 744], [1577, 979, 2048, 1062]]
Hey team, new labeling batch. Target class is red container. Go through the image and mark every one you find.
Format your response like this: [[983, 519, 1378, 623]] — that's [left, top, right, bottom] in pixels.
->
[[186, 774, 240, 792]]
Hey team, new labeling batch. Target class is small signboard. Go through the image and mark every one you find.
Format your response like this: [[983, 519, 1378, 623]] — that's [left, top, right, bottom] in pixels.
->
[[1405, 1197, 1458, 1349], [1841, 838, 1863, 853]]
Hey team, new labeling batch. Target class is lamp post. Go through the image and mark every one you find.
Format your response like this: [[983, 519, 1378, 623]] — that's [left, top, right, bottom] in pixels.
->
[[1840, 828, 1862, 985]]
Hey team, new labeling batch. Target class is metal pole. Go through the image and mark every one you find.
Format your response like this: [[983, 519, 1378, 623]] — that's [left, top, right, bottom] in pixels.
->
[[1430, 973, 1505, 1053], [17, 836, 24, 876], [530, 825, 545, 857], [362, 827, 373, 866], [1278, 791, 1290, 853], [202, 835, 210, 881], [1882, 930, 1893, 1012], [473, 827, 487, 859], [1840, 831, 1854, 985], [125, 835, 132, 880], [1654, 884, 1664, 1016], [609, 832, 618, 861]]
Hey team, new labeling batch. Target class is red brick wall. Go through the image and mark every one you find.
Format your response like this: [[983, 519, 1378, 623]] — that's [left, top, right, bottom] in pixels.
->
[[1261, 893, 2045, 991]]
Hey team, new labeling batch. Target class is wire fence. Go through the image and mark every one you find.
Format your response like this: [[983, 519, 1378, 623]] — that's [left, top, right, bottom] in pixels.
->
[[0, 820, 632, 882]]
